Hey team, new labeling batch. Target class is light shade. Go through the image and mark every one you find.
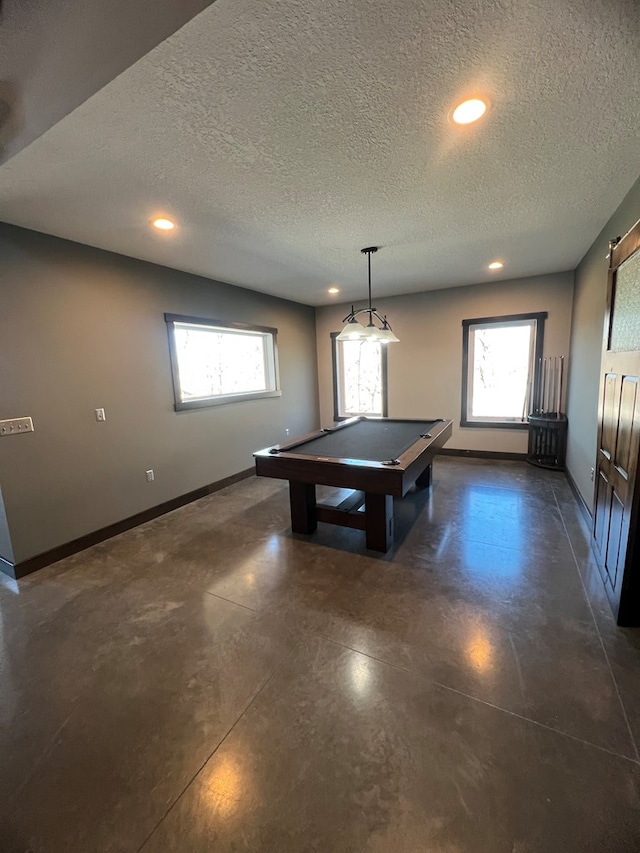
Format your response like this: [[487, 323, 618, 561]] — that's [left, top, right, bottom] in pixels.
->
[[359, 323, 387, 342], [336, 317, 366, 341], [378, 326, 400, 343], [377, 315, 399, 344]]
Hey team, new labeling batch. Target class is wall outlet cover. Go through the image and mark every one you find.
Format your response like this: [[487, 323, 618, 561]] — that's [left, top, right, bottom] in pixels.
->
[[0, 417, 34, 436]]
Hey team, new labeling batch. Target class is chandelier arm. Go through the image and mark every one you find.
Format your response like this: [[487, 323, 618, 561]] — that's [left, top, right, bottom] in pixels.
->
[[354, 308, 386, 325], [351, 307, 378, 320]]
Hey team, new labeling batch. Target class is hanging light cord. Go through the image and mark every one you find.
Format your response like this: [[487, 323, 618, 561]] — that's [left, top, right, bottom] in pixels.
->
[[340, 246, 394, 331], [366, 246, 374, 324]]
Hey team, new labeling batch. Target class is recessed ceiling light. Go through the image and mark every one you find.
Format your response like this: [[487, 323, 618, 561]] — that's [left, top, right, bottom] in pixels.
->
[[488, 261, 504, 270], [328, 287, 340, 294], [452, 98, 488, 125], [152, 217, 175, 231]]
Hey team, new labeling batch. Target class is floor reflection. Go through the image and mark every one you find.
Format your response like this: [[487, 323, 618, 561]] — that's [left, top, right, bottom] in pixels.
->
[[465, 629, 495, 675], [349, 654, 373, 698], [461, 485, 526, 585], [204, 752, 246, 819], [0, 574, 20, 595]]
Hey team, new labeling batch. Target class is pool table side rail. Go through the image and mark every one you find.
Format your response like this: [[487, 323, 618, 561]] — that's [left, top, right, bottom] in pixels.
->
[[393, 418, 453, 488], [258, 416, 364, 455]]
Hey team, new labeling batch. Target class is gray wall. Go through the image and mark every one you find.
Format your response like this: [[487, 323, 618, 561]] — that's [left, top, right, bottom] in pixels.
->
[[0, 224, 319, 564], [566, 177, 640, 509], [316, 272, 574, 453], [0, 0, 215, 164]]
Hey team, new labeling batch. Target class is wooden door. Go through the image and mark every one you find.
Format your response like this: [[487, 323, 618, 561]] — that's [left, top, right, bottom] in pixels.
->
[[593, 218, 640, 625]]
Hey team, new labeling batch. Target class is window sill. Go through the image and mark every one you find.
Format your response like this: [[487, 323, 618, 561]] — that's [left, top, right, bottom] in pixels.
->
[[460, 419, 529, 430], [337, 413, 383, 420], [175, 390, 282, 411]]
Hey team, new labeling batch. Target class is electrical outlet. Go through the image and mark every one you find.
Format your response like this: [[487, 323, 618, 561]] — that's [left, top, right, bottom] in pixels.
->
[[590, 467, 595, 481], [0, 417, 34, 436], [285, 428, 290, 436], [146, 469, 155, 482], [95, 408, 106, 422]]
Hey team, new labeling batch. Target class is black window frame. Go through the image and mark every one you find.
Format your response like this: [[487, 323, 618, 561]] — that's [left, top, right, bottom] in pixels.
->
[[461, 312, 547, 429], [330, 332, 388, 422], [165, 313, 281, 412]]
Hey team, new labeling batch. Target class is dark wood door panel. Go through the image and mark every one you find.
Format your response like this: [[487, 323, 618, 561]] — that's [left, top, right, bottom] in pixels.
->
[[593, 469, 610, 562], [593, 218, 640, 625], [601, 373, 619, 460], [606, 492, 625, 590], [615, 376, 638, 477]]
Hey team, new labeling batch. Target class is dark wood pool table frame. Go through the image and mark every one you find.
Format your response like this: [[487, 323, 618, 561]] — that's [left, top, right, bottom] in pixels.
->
[[254, 417, 453, 552]]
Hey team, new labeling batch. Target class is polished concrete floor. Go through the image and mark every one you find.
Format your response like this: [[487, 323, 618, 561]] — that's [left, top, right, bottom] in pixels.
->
[[1, 458, 640, 852]]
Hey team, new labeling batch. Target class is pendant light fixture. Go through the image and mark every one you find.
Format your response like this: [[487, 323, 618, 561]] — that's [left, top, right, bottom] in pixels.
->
[[336, 247, 399, 343]]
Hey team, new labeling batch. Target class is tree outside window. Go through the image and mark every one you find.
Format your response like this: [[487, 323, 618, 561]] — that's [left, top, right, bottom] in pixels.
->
[[332, 336, 387, 419]]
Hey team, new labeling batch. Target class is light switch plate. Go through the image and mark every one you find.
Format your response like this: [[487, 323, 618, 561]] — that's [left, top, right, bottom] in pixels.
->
[[0, 417, 34, 436]]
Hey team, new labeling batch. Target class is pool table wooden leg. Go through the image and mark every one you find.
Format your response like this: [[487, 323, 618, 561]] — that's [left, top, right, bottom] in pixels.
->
[[289, 481, 317, 534], [415, 461, 433, 488], [365, 493, 394, 552]]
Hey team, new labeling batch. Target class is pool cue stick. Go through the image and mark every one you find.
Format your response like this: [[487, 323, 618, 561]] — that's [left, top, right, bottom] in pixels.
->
[[545, 357, 550, 413], [558, 356, 564, 415], [538, 358, 543, 412]]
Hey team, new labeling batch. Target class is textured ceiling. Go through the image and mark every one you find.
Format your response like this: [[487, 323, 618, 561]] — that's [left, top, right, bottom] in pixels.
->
[[0, 0, 639, 305]]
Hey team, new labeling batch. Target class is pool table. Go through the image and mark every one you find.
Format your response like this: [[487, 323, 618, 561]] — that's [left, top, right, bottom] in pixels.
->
[[254, 416, 453, 552]]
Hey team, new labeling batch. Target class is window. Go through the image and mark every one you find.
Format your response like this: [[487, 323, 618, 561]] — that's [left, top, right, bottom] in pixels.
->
[[331, 334, 388, 419], [461, 312, 546, 428], [165, 313, 280, 410]]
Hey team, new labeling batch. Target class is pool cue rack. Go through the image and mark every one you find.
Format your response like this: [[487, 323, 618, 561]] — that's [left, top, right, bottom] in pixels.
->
[[527, 356, 568, 470]]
